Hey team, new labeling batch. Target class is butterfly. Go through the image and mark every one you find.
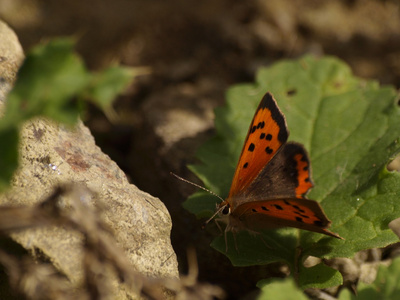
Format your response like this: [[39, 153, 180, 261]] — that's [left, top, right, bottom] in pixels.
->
[[210, 92, 342, 241]]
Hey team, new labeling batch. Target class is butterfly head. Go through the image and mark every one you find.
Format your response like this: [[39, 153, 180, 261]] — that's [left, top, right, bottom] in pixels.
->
[[201, 200, 231, 229], [218, 201, 231, 216]]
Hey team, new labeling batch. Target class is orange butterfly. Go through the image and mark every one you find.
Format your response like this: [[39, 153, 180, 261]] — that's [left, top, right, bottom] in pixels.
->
[[210, 92, 342, 241]]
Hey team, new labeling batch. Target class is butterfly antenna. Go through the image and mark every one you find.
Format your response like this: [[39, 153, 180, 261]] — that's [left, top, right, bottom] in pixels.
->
[[170, 172, 227, 229], [170, 172, 224, 202]]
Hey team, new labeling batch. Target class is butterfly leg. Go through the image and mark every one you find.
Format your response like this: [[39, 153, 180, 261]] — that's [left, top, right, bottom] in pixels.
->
[[223, 229, 238, 252], [224, 229, 229, 252], [214, 218, 225, 234], [232, 232, 239, 252], [223, 229, 241, 253], [247, 230, 273, 250], [259, 234, 273, 250]]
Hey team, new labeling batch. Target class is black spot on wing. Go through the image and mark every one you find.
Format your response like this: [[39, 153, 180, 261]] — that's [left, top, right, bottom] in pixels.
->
[[265, 147, 273, 154], [273, 204, 283, 210], [314, 220, 323, 227], [265, 134, 272, 140], [294, 211, 310, 219], [248, 143, 255, 152], [292, 205, 305, 213]]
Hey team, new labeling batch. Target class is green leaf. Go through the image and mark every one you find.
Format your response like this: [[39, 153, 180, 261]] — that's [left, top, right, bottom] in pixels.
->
[[298, 261, 343, 289], [184, 55, 400, 288], [3, 38, 90, 126], [338, 257, 400, 300], [0, 37, 139, 190], [85, 66, 149, 111], [257, 277, 309, 300]]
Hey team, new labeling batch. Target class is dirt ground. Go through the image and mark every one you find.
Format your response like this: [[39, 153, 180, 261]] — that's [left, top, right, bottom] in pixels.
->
[[1, 0, 400, 298]]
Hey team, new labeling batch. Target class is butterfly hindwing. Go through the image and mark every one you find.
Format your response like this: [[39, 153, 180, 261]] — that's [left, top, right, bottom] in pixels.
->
[[237, 142, 313, 204], [232, 198, 341, 239], [228, 93, 288, 198]]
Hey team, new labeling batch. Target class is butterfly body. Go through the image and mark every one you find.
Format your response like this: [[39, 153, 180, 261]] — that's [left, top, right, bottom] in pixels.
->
[[218, 92, 342, 239]]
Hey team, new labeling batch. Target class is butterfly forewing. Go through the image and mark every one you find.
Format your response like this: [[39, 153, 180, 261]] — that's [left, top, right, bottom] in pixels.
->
[[228, 93, 288, 198]]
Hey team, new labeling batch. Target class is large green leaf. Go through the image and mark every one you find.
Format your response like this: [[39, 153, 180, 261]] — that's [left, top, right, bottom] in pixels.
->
[[183, 56, 400, 288]]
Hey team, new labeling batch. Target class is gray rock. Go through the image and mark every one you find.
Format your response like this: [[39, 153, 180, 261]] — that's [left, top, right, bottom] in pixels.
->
[[0, 19, 178, 298], [0, 20, 24, 103]]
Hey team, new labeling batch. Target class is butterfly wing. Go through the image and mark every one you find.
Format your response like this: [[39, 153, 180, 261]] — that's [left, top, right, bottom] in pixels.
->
[[239, 142, 314, 203], [223, 92, 342, 239], [227, 92, 288, 199], [231, 198, 342, 239], [228, 143, 341, 239]]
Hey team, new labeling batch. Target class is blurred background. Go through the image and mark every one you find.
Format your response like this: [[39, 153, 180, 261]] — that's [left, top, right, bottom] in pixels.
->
[[1, 0, 400, 298]]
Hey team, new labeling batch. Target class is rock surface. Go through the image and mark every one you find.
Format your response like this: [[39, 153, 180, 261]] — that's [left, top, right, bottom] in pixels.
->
[[0, 21, 24, 103], [0, 18, 178, 298]]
